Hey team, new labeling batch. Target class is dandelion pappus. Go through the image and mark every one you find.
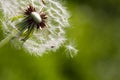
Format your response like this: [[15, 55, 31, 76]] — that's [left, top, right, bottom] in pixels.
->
[[17, 2, 47, 41]]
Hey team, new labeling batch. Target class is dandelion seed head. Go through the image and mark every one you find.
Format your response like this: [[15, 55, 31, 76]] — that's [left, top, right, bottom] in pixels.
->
[[0, 0, 77, 56]]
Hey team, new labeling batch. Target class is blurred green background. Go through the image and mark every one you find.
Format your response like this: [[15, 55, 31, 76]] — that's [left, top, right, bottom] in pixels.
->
[[1, 0, 120, 80]]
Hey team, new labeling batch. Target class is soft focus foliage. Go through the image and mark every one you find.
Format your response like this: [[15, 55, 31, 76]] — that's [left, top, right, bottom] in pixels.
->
[[0, 0, 120, 80]]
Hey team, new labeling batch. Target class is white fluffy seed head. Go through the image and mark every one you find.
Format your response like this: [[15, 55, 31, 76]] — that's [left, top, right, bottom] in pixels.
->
[[0, 0, 78, 57]]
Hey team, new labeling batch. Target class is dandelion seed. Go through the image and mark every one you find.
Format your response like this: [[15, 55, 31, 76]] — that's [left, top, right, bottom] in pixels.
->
[[16, 4, 47, 41], [0, 0, 78, 56], [65, 43, 78, 58]]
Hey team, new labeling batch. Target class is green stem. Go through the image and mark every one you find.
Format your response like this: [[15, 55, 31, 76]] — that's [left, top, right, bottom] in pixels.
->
[[0, 30, 18, 48]]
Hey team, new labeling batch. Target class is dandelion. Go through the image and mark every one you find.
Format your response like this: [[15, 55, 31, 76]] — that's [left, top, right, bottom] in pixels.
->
[[0, 0, 78, 56], [65, 43, 78, 58]]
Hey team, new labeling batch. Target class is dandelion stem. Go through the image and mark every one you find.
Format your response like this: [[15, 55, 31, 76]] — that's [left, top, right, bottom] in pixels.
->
[[0, 30, 17, 48]]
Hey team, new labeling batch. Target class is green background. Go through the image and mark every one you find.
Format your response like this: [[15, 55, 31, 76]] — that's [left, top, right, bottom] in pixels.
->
[[0, 0, 120, 80]]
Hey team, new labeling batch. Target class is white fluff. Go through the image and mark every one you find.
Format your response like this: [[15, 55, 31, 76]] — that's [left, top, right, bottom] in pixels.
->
[[0, 0, 78, 56]]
